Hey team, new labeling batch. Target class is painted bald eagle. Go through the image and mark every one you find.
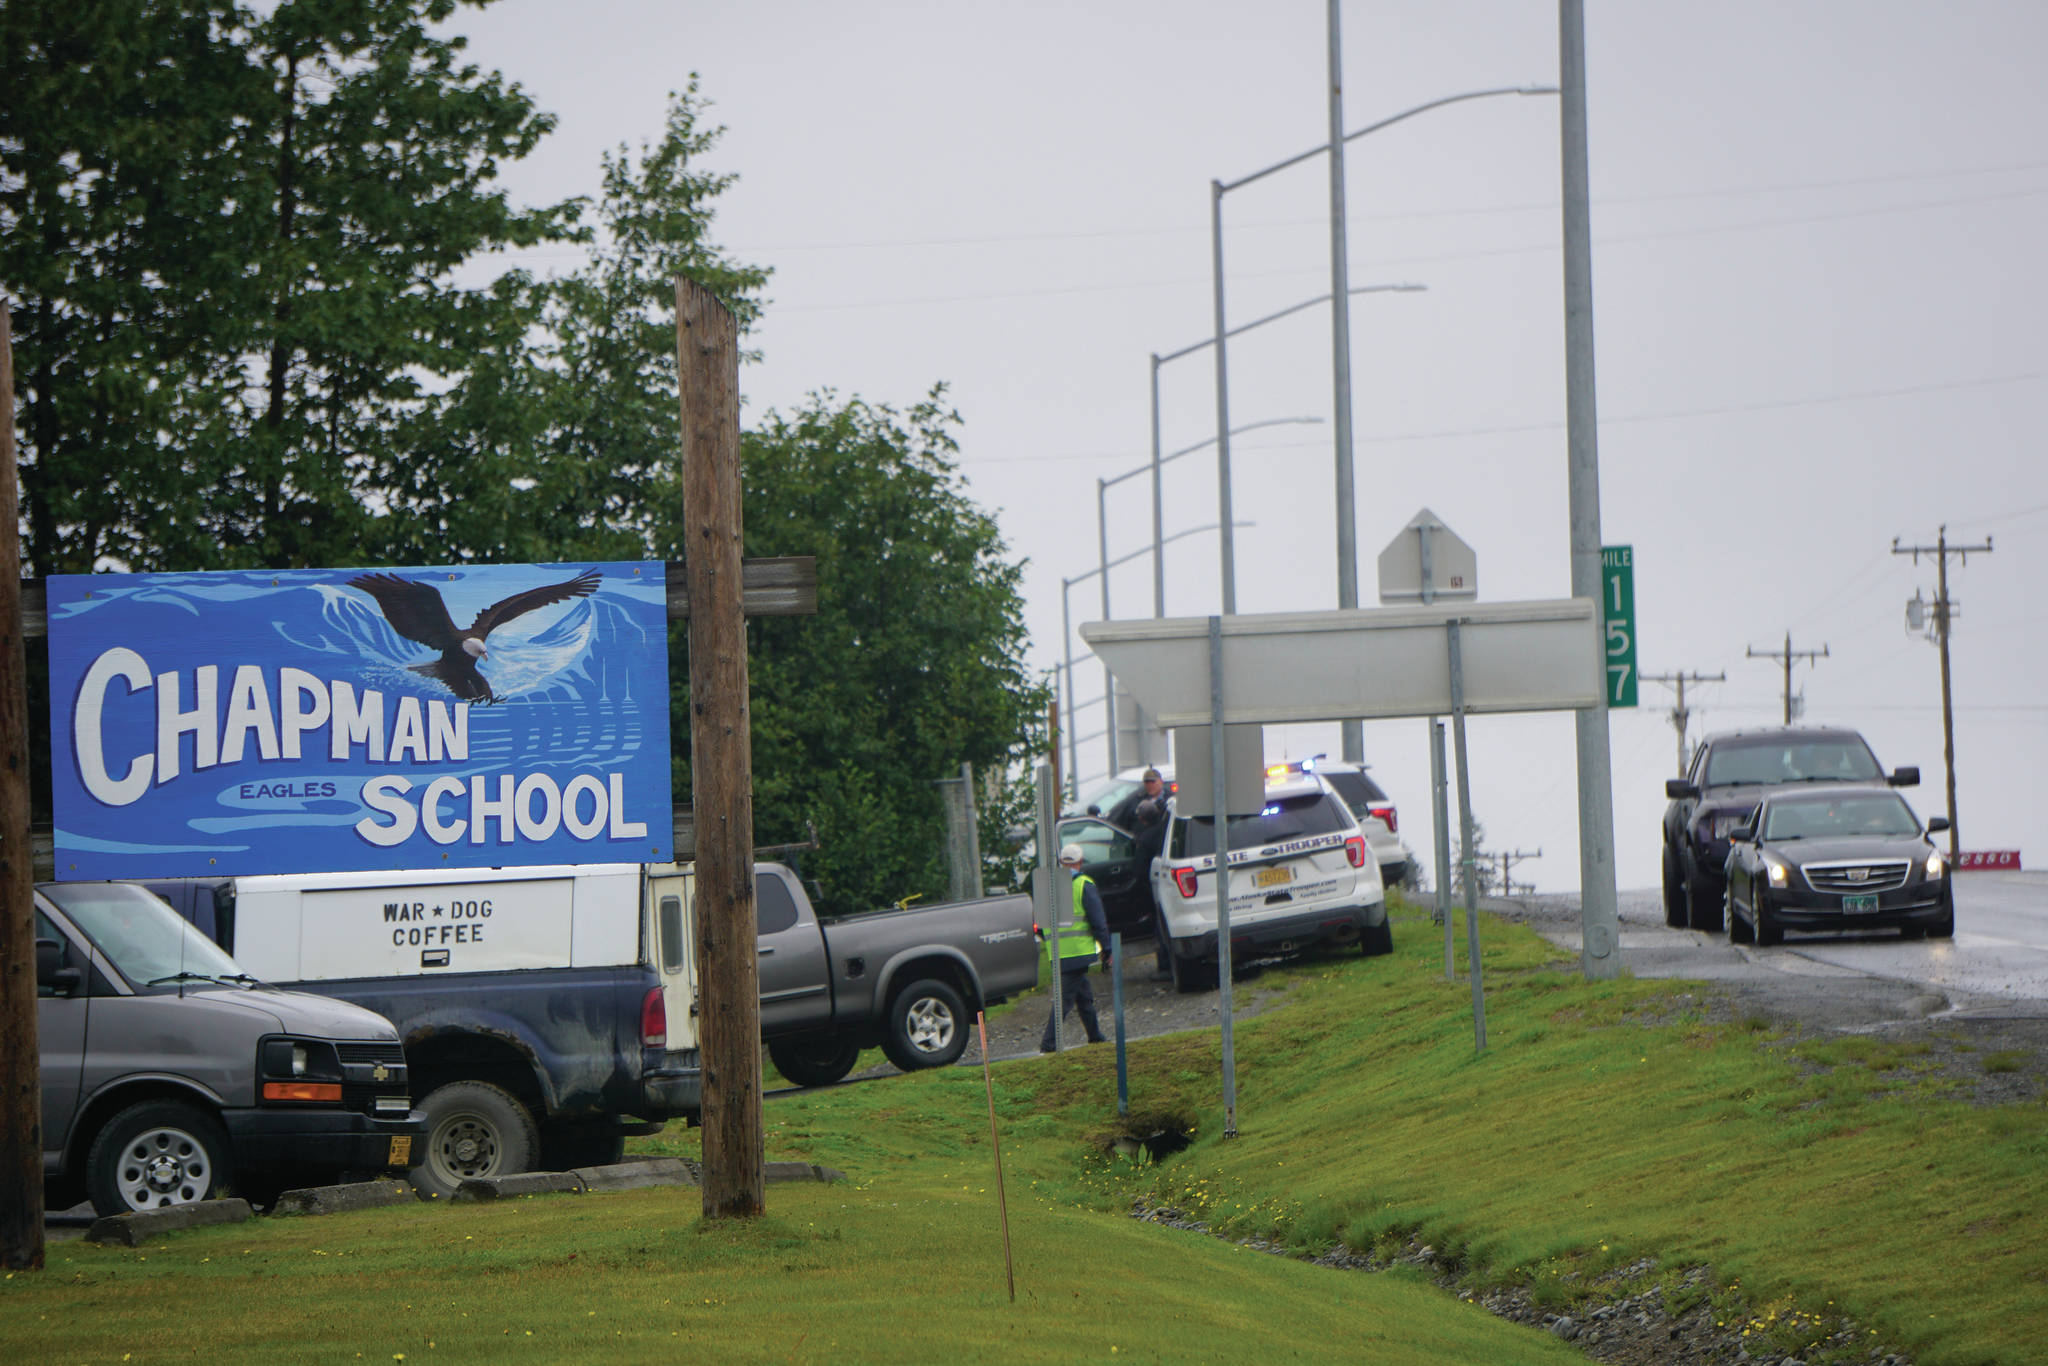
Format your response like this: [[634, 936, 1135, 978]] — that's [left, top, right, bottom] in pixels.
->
[[346, 567, 602, 704]]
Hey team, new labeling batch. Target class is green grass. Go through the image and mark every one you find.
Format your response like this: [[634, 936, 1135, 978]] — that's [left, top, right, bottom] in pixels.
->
[[5, 897, 2042, 1364]]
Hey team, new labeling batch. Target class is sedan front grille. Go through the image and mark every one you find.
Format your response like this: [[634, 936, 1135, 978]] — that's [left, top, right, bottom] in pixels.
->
[[1803, 860, 1910, 895]]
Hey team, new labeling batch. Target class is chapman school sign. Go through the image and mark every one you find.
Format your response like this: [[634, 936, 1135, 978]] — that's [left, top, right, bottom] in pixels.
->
[[46, 562, 674, 879]]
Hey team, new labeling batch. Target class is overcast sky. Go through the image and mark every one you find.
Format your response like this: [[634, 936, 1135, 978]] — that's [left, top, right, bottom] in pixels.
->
[[453, 1, 2046, 893]]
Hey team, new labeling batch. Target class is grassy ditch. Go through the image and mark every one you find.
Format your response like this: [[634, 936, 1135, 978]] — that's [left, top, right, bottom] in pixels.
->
[[710, 896, 2048, 1365], [5, 900, 2042, 1363]]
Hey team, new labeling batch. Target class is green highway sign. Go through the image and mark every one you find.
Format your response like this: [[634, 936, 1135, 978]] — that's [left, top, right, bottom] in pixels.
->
[[1601, 545, 1637, 708]]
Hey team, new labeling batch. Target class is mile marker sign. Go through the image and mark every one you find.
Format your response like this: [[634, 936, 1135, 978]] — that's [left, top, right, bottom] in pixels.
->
[[1601, 546, 1637, 708]]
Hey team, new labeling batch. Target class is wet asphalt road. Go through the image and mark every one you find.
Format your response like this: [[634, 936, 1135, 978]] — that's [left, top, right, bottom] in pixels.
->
[[1481, 869, 2048, 1026]]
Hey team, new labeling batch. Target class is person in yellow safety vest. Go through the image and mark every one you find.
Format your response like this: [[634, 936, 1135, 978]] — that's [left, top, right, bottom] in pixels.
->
[[1040, 844, 1111, 1052]]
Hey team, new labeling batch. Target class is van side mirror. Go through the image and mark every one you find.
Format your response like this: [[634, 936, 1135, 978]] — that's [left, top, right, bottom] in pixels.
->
[[1926, 816, 1951, 834], [36, 938, 82, 997], [1889, 767, 1920, 788], [1666, 779, 1699, 800]]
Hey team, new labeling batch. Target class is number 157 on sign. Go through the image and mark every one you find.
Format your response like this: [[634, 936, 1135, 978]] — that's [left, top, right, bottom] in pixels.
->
[[1602, 546, 1637, 708]]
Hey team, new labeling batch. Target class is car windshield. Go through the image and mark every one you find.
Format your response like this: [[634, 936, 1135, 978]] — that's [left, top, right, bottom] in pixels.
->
[[1762, 793, 1920, 841], [1172, 792, 1350, 858], [1320, 770, 1388, 812], [41, 882, 247, 988], [1071, 776, 1139, 817], [1705, 737, 1882, 786]]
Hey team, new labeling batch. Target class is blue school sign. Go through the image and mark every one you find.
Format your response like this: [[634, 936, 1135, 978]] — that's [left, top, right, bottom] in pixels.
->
[[46, 562, 674, 879]]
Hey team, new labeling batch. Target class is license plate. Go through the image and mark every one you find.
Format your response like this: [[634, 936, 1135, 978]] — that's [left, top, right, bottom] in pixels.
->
[[388, 1134, 413, 1166], [1254, 866, 1293, 889], [1842, 894, 1878, 914]]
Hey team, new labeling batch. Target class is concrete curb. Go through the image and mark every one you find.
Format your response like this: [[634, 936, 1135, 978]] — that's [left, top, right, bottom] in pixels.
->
[[764, 1161, 846, 1184], [86, 1199, 254, 1245], [271, 1179, 418, 1216], [452, 1171, 586, 1202], [573, 1158, 696, 1191]]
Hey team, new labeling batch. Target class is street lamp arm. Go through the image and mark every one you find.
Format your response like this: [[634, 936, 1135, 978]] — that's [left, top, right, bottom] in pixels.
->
[[1069, 519, 1258, 583], [1154, 416, 1323, 475], [1221, 84, 1559, 194], [1342, 85, 1559, 149], [1156, 282, 1425, 366]]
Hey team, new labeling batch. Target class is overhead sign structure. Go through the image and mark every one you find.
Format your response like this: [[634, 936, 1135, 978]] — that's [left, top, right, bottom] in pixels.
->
[[1079, 598, 1602, 729], [1378, 507, 1477, 604], [1601, 546, 1637, 709], [46, 561, 674, 879]]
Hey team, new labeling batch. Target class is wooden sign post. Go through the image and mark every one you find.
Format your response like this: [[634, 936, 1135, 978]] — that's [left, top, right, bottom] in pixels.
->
[[678, 278, 763, 1219], [0, 301, 45, 1270]]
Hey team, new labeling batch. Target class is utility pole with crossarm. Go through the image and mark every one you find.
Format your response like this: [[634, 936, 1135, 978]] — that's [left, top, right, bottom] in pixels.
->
[[1643, 670, 1726, 775], [1747, 633, 1829, 725], [1893, 526, 1992, 864]]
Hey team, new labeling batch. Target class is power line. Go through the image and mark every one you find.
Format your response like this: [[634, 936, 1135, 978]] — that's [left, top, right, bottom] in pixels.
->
[[960, 370, 2041, 466], [720, 159, 2048, 255]]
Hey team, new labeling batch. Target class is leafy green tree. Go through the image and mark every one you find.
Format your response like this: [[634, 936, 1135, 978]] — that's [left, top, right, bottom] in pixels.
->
[[501, 80, 770, 564], [2, 0, 574, 574], [681, 390, 1050, 917]]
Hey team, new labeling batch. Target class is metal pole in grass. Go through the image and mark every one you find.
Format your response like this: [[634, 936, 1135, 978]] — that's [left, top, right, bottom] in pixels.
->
[[1111, 932, 1128, 1116], [977, 1011, 1016, 1303], [1447, 620, 1487, 1052]]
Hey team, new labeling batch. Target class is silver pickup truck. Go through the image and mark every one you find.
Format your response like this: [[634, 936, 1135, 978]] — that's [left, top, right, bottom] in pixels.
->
[[752, 864, 1038, 1087]]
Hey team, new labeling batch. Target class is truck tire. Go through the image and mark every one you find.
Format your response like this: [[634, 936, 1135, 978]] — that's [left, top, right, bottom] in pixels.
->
[[1662, 846, 1689, 928], [86, 1099, 234, 1217], [768, 1034, 863, 1088], [881, 978, 967, 1072], [1685, 853, 1724, 934], [1753, 894, 1783, 947], [415, 1081, 538, 1199], [538, 1118, 626, 1172]]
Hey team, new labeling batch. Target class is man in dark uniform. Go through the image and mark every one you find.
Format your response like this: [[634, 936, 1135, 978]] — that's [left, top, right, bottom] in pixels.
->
[[1041, 844, 1110, 1051], [1123, 769, 1175, 981]]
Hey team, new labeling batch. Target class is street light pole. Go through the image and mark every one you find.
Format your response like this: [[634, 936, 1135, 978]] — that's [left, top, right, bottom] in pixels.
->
[[1064, 521, 1255, 791], [1559, 0, 1620, 980], [1156, 289, 1419, 624], [1096, 478, 1116, 772], [1206, 77, 1554, 641], [1326, 0, 1363, 764], [1209, 179, 1237, 615]]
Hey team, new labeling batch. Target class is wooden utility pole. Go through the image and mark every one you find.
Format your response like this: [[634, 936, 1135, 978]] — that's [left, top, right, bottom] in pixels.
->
[[1, 300, 45, 1270], [1747, 631, 1829, 725], [678, 278, 762, 1219], [1643, 669, 1726, 775], [1894, 527, 1992, 865]]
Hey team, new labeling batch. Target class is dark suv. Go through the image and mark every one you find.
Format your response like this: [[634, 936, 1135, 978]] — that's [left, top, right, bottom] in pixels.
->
[[1661, 726, 1918, 933]]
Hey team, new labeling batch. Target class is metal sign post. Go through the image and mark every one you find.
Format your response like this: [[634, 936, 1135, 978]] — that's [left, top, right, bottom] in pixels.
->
[[1448, 620, 1486, 1052], [1431, 718, 1454, 979], [1209, 616, 1238, 1138], [1034, 762, 1064, 1052]]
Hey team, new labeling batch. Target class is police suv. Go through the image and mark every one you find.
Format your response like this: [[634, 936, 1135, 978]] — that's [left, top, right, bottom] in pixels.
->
[[1150, 770, 1391, 993]]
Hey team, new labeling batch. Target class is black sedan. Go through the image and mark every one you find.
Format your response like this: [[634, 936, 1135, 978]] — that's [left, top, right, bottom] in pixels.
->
[[1723, 786, 1953, 945]]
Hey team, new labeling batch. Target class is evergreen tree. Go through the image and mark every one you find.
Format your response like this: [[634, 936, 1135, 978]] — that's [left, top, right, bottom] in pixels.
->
[[2, 0, 573, 573]]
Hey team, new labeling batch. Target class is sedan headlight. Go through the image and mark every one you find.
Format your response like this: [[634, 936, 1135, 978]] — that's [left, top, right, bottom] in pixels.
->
[[1762, 854, 1790, 887], [1926, 850, 1946, 878]]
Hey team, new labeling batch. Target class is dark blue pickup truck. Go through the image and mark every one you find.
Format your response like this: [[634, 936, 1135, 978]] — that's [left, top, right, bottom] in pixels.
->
[[152, 861, 1037, 1196]]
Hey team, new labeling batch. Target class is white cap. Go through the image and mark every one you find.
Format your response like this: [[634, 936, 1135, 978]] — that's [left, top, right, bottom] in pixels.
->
[[1058, 844, 1085, 866]]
